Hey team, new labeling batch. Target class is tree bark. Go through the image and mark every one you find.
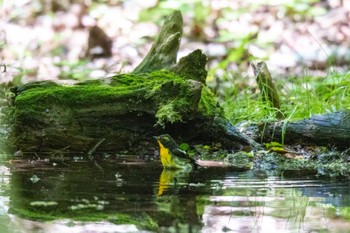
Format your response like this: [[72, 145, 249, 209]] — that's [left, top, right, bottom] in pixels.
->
[[253, 110, 350, 149], [252, 61, 282, 118]]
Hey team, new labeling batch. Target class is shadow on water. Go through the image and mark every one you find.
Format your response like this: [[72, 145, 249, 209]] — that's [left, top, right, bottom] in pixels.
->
[[0, 157, 350, 232]]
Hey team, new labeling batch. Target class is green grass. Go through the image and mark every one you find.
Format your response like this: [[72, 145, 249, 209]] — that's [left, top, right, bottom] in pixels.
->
[[221, 70, 350, 124], [281, 71, 350, 119]]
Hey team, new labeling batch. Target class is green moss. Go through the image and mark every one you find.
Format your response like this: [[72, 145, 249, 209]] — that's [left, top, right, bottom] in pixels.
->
[[198, 86, 222, 118], [12, 69, 215, 129], [13, 71, 167, 109], [149, 70, 205, 126], [15, 85, 140, 110], [155, 101, 183, 126], [14, 70, 180, 105]]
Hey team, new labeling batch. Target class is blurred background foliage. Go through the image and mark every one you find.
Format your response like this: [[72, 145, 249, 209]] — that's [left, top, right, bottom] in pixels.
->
[[1, 0, 350, 122]]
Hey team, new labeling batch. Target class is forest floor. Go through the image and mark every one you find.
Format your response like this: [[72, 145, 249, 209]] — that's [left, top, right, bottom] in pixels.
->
[[1, 0, 349, 86]]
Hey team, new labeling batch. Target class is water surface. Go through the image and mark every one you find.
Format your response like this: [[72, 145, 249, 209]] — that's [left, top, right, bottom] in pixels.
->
[[0, 157, 350, 233]]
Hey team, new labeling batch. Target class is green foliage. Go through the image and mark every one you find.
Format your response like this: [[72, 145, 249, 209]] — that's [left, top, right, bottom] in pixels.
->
[[275, 0, 327, 18], [265, 141, 284, 149], [222, 70, 350, 124], [139, 0, 210, 25], [55, 60, 93, 81], [179, 143, 189, 151], [0, 40, 5, 49], [282, 71, 350, 120], [340, 207, 350, 220], [222, 80, 279, 124], [265, 141, 287, 152], [212, 34, 257, 73]]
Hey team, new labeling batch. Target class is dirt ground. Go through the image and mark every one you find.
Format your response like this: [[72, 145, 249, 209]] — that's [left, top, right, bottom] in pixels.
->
[[1, 0, 349, 85]]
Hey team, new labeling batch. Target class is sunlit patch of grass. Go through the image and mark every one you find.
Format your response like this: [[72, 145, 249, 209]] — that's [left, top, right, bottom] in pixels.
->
[[220, 70, 350, 124], [219, 72, 281, 124], [281, 71, 350, 120]]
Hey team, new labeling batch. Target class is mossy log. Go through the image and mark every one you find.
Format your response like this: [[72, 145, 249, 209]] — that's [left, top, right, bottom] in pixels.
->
[[8, 11, 259, 155], [254, 111, 350, 149]]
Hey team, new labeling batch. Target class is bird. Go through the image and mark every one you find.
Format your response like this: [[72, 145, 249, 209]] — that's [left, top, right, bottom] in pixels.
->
[[153, 134, 198, 170]]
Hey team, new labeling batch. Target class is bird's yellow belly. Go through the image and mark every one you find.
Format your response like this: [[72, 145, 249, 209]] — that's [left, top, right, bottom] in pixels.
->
[[160, 145, 175, 168]]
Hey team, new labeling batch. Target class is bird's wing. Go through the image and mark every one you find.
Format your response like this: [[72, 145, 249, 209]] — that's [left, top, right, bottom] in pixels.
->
[[172, 148, 190, 159], [172, 148, 199, 168]]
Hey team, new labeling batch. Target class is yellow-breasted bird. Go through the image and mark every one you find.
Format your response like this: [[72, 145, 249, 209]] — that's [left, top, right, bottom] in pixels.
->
[[154, 134, 198, 170]]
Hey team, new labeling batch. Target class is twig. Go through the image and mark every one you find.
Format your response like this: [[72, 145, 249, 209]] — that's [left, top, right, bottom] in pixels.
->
[[88, 138, 106, 157]]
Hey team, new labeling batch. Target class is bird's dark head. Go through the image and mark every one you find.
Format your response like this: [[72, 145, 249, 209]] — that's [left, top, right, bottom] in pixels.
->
[[153, 134, 177, 149]]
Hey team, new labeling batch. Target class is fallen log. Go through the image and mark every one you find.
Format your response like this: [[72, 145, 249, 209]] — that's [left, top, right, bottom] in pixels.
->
[[8, 11, 259, 155], [253, 110, 350, 149]]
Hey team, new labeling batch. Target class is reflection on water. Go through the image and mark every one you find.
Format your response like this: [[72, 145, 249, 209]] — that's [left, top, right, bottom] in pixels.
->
[[0, 158, 350, 233]]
